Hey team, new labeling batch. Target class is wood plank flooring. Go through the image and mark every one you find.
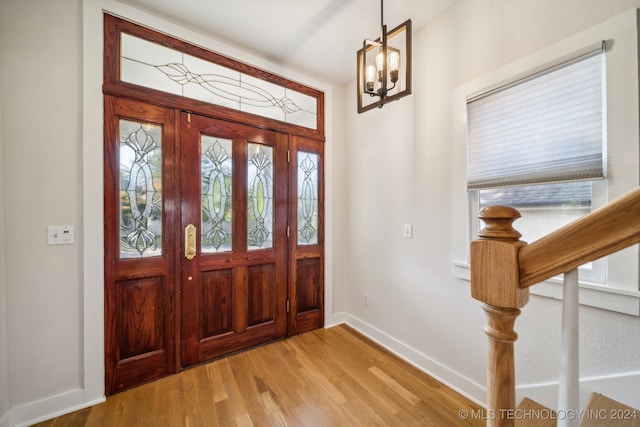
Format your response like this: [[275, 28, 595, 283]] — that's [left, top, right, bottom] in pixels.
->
[[32, 325, 484, 427]]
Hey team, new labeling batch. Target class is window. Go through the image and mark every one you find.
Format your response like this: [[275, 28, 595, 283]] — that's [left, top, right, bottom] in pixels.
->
[[467, 47, 606, 191], [103, 15, 325, 139], [120, 33, 318, 130], [452, 9, 640, 315], [467, 44, 606, 282]]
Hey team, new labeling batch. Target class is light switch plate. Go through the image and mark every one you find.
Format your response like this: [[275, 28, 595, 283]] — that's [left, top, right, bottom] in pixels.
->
[[48, 225, 75, 245], [403, 223, 412, 239]]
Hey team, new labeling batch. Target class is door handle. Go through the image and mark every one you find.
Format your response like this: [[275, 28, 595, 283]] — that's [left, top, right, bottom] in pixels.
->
[[185, 224, 196, 260]]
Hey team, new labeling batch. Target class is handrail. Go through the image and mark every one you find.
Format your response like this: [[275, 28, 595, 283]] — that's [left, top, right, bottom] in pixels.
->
[[519, 187, 640, 288], [470, 187, 640, 427]]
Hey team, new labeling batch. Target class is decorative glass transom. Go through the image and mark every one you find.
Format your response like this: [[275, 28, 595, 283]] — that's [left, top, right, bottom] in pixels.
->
[[121, 33, 318, 130], [201, 136, 233, 253], [247, 143, 274, 250], [119, 120, 162, 258], [297, 152, 319, 245]]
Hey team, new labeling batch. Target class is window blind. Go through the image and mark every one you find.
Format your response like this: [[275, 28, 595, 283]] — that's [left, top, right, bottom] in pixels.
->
[[466, 44, 606, 190]]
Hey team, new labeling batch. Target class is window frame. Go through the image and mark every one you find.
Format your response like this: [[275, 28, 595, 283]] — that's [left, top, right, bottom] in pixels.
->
[[452, 9, 640, 316]]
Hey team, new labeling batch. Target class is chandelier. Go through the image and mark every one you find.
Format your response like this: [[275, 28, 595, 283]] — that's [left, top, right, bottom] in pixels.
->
[[357, 0, 412, 113]]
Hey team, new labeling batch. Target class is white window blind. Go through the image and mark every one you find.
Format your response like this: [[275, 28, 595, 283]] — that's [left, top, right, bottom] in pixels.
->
[[467, 44, 606, 190]]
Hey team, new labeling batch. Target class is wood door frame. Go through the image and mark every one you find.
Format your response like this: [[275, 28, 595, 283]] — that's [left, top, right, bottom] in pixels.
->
[[103, 13, 325, 393]]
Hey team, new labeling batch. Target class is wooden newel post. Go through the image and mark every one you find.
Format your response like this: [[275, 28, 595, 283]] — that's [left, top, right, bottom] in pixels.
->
[[470, 206, 529, 427]]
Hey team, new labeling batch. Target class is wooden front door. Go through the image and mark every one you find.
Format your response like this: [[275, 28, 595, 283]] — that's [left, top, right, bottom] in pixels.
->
[[180, 113, 288, 366], [104, 98, 323, 395], [104, 14, 325, 396]]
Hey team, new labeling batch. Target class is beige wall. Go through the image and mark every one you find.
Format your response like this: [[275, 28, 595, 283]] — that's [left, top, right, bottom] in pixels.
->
[[0, 8, 9, 417], [1, 0, 84, 413], [344, 0, 640, 410], [2, 0, 640, 425]]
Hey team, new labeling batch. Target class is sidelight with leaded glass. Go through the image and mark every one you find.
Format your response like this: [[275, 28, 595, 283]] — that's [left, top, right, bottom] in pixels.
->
[[118, 120, 163, 258], [297, 152, 318, 245]]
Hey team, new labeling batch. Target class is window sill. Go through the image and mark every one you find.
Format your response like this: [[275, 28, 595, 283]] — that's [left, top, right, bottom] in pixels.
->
[[454, 262, 640, 316]]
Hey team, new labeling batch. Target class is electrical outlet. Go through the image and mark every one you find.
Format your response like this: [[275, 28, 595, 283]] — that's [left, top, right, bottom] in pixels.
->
[[363, 293, 369, 307]]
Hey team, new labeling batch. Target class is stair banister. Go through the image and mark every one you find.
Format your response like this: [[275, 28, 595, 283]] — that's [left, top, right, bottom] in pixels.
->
[[518, 187, 640, 288], [471, 187, 640, 427], [558, 268, 579, 427], [470, 205, 528, 427]]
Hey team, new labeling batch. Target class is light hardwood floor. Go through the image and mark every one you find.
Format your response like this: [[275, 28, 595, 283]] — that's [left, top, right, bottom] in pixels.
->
[[33, 325, 484, 426]]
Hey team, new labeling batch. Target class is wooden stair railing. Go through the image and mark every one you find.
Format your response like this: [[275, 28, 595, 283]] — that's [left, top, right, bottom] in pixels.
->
[[470, 187, 640, 427]]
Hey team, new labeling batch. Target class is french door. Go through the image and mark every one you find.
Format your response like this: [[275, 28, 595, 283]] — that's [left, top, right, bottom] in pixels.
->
[[104, 97, 323, 394]]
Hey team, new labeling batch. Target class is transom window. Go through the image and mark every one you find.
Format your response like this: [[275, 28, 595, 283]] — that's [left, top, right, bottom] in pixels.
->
[[104, 14, 324, 139], [121, 33, 318, 130]]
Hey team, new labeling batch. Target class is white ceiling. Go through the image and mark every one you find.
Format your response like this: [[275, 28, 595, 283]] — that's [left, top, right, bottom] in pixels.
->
[[120, 0, 458, 84]]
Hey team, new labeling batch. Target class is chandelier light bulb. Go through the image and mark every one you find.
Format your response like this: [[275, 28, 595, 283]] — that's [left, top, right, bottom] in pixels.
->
[[388, 51, 400, 82], [365, 65, 376, 91], [375, 51, 385, 81]]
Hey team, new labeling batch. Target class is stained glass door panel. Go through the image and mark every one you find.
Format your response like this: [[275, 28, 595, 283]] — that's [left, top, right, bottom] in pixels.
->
[[181, 114, 288, 367], [248, 143, 274, 250], [119, 120, 163, 258], [297, 152, 319, 245], [201, 136, 233, 253]]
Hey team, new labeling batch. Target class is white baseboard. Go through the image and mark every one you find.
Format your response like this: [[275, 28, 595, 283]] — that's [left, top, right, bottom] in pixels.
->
[[338, 312, 487, 407], [0, 388, 104, 427], [324, 311, 347, 329]]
